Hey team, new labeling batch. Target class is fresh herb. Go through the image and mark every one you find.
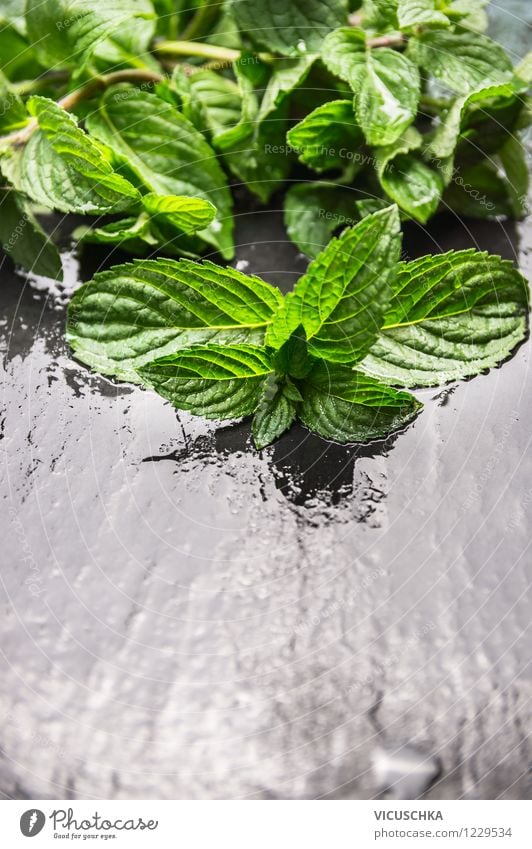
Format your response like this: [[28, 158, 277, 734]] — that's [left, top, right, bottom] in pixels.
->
[[67, 205, 529, 448], [0, 1, 530, 448], [0, 0, 530, 278]]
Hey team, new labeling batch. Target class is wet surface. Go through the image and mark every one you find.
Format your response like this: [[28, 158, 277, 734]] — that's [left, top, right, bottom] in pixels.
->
[[1, 5, 532, 801]]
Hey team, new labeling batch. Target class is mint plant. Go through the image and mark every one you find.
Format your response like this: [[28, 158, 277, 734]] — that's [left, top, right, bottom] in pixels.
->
[[67, 205, 529, 448], [0, 0, 530, 277], [0, 1, 530, 448]]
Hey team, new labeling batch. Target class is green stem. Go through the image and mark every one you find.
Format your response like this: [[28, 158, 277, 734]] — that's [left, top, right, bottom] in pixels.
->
[[154, 39, 275, 64], [58, 68, 163, 111], [11, 71, 70, 96], [368, 34, 405, 48], [0, 69, 164, 147]]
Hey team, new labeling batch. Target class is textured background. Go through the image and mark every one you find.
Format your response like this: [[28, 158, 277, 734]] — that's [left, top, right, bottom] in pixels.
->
[[0, 1, 531, 801]]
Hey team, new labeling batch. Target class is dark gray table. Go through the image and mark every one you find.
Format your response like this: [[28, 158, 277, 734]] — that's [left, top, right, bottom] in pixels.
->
[[1, 1, 531, 800]]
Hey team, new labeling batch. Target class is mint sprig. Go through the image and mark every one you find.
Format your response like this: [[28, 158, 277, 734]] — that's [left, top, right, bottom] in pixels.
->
[[67, 205, 529, 448]]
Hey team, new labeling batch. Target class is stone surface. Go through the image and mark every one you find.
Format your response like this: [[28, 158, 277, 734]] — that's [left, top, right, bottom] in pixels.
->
[[1, 2, 531, 801]]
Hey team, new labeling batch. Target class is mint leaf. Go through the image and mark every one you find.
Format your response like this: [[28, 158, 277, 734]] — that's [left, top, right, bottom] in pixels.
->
[[284, 182, 359, 258], [257, 55, 315, 125], [67, 258, 283, 381], [252, 374, 300, 448], [74, 216, 154, 252], [0, 188, 62, 280], [25, 0, 155, 67], [300, 362, 422, 442], [287, 100, 364, 172], [86, 87, 234, 259], [445, 0, 488, 33], [232, 0, 348, 56], [76, 195, 216, 256], [497, 136, 529, 218], [428, 82, 522, 162], [362, 0, 398, 32], [266, 205, 402, 362], [138, 344, 273, 420], [21, 96, 139, 215], [272, 331, 312, 379], [515, 51, 532, 84], [0, 69, 27, 133], [442, 160, 523, 219], [361, 249, 529, 386], [213, 56, 262, 151], [380, 155, 442, 222], [376, 129, 442, 222], [322, 28, 420, 146], [166, 66, 209, 132], [397, 0, 449, 30], [141, 194, 217, 235], [219, 55, 313, 202], [408, 29, 512, 94], [187, 69, 244, 143]]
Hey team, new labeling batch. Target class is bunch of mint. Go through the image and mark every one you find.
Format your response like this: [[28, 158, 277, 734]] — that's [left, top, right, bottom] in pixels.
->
[[0, 0, 530, 276], [0, 1, 529, 447]]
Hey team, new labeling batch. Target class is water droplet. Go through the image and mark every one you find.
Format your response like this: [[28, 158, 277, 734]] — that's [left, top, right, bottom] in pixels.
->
[[372, 745, 441, 799]]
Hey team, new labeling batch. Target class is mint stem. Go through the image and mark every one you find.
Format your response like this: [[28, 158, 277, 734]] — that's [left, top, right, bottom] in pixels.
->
[[0, 69, 164, 147], [154, 39, 275, 64]]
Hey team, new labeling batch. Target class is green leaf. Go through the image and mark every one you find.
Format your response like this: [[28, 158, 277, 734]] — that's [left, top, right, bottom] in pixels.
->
[[300, 362, 422, 443], [443, 160, 520, 219], [252, 374, 300, 448], [21, 97, 139, 215], [86, 87, 234, 258], [376, 129, 442, 222], [167, 66, 209, 132], [67, 258, 283, 382], [322, 28, 420, 146], [232, 0, 348, 56], [74, 216, 154, 252], [362, 0, 398, 32], [266, 205, 402, 363], [187, 70, 243, 142], [284, 182, 359, 258], [0, 69, 27, 133], [408, 28, 513, 94], [380, 155, 442, 222], [444, 0, 488, 33], [138, 344, 273, 420], [428, 82, 522, 162], [272, 331, 312, 379], [515, 51, 532, 84], [257, 55, 315, 125], [214, 56, 262, 151], [141, 194, 217, 235], [361, 249, 529, 386], [497, 136, 529, 218], [397, 0, 449, 30], [25, 0, 156, 67], [287, 100, 364, 172], [355, 198, 391, 219], [218, 55, 313, 202], [0, 188, 62, 279]]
